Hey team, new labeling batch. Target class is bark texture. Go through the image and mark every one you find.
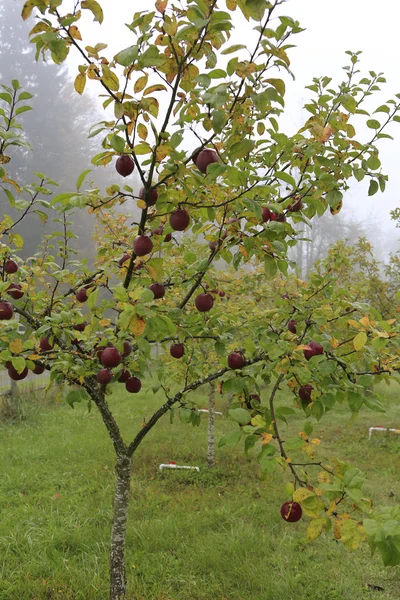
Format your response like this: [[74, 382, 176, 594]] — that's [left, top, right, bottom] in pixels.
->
[[207, 383, 216, 468], [110, 455, 131, 600]]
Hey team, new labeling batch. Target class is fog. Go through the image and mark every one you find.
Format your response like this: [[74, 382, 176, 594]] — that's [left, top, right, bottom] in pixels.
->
[[3, 0, 400, 266]]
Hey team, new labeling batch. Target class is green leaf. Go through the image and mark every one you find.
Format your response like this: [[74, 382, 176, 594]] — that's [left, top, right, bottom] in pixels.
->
[[218, 430, 243, 448], [367, 119, 381, 129], [364, 395, 386, 413], [221, 44, 247, 55], [368, 180, 379, 196], [115, 45, 138, 67], [264, 256, 277, 279], [109, 134, 125, 153], [353, 331, 367, 351], [15, 105, 32, 115], [66, 389, 87, 408], [87, 287, 99, 310], [81, 0, 104, 23], [229, 408, 251, 425], [76, 169, 92, 191], [284, 437, 305, 450], [229, 139, 254, 161]]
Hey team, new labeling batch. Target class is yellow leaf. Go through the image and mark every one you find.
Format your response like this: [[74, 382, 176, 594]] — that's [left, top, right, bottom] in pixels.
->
[[359, 316, 370, 328], [74, 72, 86, 95], [294, 344, 311, 351], [340, 520, 366, 551], [307, 518, 328, 541], [137, 123, 148, 141], [101, 66, 119, 91], [134, 74, 149, 94], [155, 144, 170, 162], [330, 200, 342, 215], [143, 84, 167, 96], [136, 200, 147, 209], [311, 438, 321, 445], [9, 339, 22, 354], [146, 265, 158, 280], [329, 337, 339, 348], [327, 500, 337, 516], [69, 25, 82, 40], [347, 319, 362, 329], [261, 433, 273, 445], [353, 331, 367, 351], [317, 471, 331, 484], [129, 314, 146, 336], [226, 0, 237, 9], [293, 488, 315, 503], [99, 319, 111, 327], [155, 0, 168, 12]]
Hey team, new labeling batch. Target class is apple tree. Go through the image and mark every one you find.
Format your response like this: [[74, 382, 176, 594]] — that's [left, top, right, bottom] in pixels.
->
[[0, 0, 397, 597]]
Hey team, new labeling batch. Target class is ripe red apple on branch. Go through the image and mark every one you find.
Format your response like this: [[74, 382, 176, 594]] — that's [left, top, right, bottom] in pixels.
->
[[280, 501, 302, 523], [115, 155, 134, 177], [304, 341, 324, 361], [195, 293, 214, 312], [133, 235, 153, 257], [169, 209, 190, 231], [0, 301, 14, 320], [170, 343, 184, 359], [194, 148, 219, 174], [228, 352, 245, 369]]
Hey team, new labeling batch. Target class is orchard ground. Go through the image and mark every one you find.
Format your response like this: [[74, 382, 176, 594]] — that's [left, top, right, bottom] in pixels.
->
[[0, 381, 399, 600]]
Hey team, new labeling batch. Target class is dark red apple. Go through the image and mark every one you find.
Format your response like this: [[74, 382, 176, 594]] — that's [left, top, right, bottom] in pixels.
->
[[164, 233, 172, 242], [195, 148, 219, 174], [76, 288, 88, 303], [139, 186, 158, 206], [299, 384, 313, 403], [169, 209, 190, 232], [118, 369, 130, 383], [8, 365, 28, 381], [73, 321, 87, 332], [6, 283, 24, 300], [0, 301, 13, 320], [262, 207, 271, 222], [97, 369, 113, 384], [228, 352, 245, 369], [40, 337, 53, 352], [195, 293, 214, 312], [101, 347, 122, 368], [219, 291, 225, 297], [122, 340, 132, 357], [118, 253, 131, 266], [32, 364, 45, 375], [270, 212, 286, 222], [170, 343, 184, 359], [133, 235, 153, 257], [304, 341, 324, 361], [125, 376, 142, 393], [116, 155, 134, 177], [280, 501, 302, 523], [4, 259, 18, 274], [288, 320, 297, 334], [288, 198, 303, 212], [149, 283, 165, 299]]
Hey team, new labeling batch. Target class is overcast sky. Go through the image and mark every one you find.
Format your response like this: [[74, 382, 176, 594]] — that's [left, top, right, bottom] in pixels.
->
[[66, 0, 400, 255]]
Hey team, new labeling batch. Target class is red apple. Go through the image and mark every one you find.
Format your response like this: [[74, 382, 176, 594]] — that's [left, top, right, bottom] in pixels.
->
[[288, 319, 296, 334], [76, 288, 88, 303], [169, 209, 190, 232], [116, 155, 134, 177], [118, 253, 131, 266], [8, 365, 28, 381], [280, 501, 302, 523], [139, 186, 158, 206], [101, 347, 122, 368], [195, 293, 214, 312], [0, 301, 13, 320], [97, 369, 113, 384], [125, 376, 142, 393], [6, 283, 24, 300], [262, 207, 271, 222], [4, 259, 18, 274], [149, 283, 165, 299], [32, 364, 45, 375], [133, 235, 153, 257], [288, 198, 303, 212], [219, 291, 225, 298], [118, 369, 130, 383], [303, 341, 324, 361], [73, 321, 87, 332], [164, 233, 172, 242], [170, 343, 184, 359], [228, 352, 245, 369], [270, 212, 286, 222], [299, 384, 313, 403], [195, 148, 219, 174], [122, 340, 132, 357], [40, 337, 53, 352]]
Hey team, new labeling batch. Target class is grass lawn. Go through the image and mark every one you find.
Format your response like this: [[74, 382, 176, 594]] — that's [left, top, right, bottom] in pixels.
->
[[0, 380, 400, 599]]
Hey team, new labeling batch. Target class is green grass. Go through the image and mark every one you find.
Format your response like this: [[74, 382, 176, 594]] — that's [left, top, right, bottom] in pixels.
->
[[0, 382, 400, 599]]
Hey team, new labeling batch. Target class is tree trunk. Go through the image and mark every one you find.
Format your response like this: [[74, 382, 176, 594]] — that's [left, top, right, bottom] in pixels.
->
[[110, 454, 132, 600], [207, 383, 216, 468]]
